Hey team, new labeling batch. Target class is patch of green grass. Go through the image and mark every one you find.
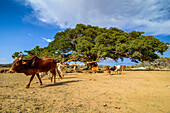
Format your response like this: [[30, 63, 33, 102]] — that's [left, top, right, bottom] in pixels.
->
[[119, 97, 122, 101], [84, 98, 88, 100], [34, 106, 40, 110], [158, 109, 163, 112], [91, 98, 95, 101], [16, 104, 22, 109], [152, 104, 160, 108], [45, 109, 52, 113], [65, 92, 70, 96], [22, 108, 27, 111], [152, 104, 156, 107]]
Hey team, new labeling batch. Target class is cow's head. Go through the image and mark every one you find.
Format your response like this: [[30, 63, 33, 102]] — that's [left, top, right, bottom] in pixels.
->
[[9, 55, 27, 73]]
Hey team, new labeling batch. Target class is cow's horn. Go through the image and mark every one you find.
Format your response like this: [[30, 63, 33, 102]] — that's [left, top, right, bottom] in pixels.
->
[[12, 55, 18, 60], [19, 55, 23, 60]]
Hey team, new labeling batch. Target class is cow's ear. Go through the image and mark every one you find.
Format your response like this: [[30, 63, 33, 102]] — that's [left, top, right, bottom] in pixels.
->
[[22, 61, 26, 65]]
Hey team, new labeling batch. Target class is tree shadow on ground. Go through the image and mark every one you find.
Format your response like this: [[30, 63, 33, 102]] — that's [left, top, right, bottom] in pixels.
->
[[41, 77, 77, 80], [109, 73, 126, 75], [40, 80, 82, 88]]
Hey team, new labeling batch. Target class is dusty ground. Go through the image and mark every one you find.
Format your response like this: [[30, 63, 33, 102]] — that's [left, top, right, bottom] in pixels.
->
[[0, 71, 170, 113]]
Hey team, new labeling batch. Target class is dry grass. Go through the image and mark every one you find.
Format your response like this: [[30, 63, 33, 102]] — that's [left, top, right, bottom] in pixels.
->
[[0, 71, 170, 112]]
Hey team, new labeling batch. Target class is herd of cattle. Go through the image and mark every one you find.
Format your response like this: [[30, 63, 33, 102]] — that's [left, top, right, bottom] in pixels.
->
[[9, 56, 126, 88]]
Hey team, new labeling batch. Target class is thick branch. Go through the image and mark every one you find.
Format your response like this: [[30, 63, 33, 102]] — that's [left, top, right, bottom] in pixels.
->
[[112, 51, 142, 59], [66, 58, 87, 64]]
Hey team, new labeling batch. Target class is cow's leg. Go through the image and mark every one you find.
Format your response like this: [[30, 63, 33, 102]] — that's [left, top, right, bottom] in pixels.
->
[[119, 70, 121, 74], [50, 69, 57, 83], [36, 73, 43, 85], [121, 68, 123, 74], [108, 70, 111, 74], [53, 71, 56, 83], [26, 74, 35, 88], [115, 70, 118, 74], [51, 74, 53, 82]]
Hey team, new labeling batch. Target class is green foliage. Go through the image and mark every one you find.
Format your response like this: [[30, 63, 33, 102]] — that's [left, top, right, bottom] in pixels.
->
[[14, 24, 169, 63], [12, 52, 22, 58]]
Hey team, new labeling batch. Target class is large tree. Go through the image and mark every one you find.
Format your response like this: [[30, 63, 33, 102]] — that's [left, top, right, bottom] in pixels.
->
[[15, 24, 169, 65]]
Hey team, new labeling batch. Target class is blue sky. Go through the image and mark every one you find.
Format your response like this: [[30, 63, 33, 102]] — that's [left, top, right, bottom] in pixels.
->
[[0, 0, 170, 66]]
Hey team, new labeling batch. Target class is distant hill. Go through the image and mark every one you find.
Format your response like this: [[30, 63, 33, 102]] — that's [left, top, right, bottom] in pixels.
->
[[0, 64, 12, 68]]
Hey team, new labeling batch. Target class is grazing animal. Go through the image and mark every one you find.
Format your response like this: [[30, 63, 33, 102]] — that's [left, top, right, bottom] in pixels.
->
[[73, 65, 77, 72], [106, 66, 111, 74], [114, 65, 121, 74], [109, 66, 118, 74], [91, 66, 99, 73], [120, 65, 126, 73], [57, 63, 65, 78], [106, 65, 125, 74], [9, 55, 62, 88], [69, 64, 78, 72], [89, 65, 100, 73], [89, 66, 92, 69]]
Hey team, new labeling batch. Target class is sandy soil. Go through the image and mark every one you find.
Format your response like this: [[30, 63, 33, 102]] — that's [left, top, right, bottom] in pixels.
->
[[0, 71, 170, 113]]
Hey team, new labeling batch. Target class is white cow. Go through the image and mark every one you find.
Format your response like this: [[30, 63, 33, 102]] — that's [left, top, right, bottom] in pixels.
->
[[57, 63, 67, 78], [73, 65, 78, 72], [109, 65, 122, 74], [115, 65, 122, 74]]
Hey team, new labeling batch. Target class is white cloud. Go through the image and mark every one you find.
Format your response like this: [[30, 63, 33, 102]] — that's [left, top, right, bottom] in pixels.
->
[[42, 37, 53, 42], [23, 0, 170, 35]]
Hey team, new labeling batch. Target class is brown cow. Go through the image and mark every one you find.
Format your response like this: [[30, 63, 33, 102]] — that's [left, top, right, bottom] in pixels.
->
[[9, 55, 62, 88], [90, 66, 99, 73], [89, 66, 92, 69], [120, 65, 126, 73], [106, 66, 111, 74]]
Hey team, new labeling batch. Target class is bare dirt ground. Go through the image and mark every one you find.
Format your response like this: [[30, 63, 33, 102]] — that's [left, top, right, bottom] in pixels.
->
[[0, 71, 170, 113]]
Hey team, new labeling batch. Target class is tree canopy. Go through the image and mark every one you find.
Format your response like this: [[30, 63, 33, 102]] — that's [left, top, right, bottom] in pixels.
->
[[13, 24, 169, 64]]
